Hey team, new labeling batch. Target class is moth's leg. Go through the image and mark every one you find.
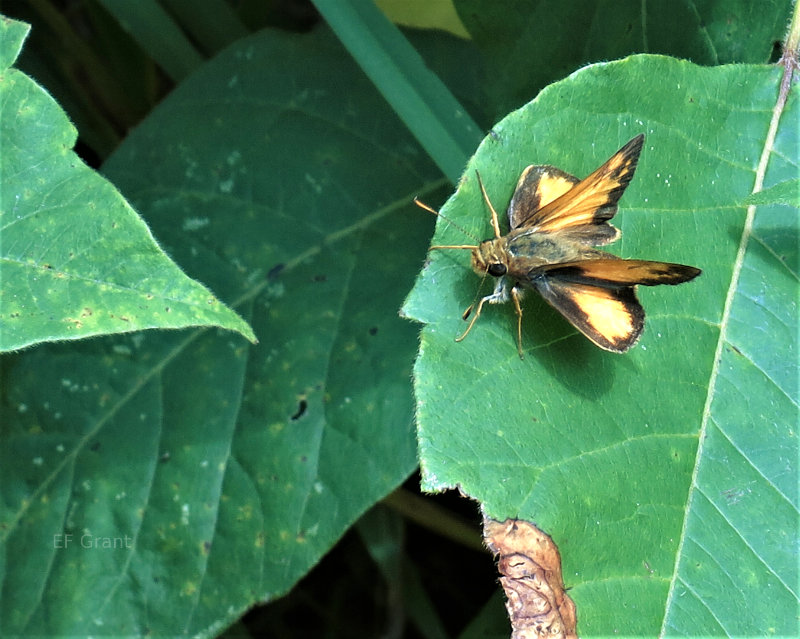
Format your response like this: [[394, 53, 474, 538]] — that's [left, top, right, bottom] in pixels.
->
[[456, 279, 509, 342], [510, 285, 524, 359], [456, 294, 492, 342], [461, 277, 509, 319]]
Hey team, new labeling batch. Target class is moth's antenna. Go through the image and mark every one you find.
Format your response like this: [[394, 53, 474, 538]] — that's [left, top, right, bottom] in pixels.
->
[[415, 188, 498, 347], [413, 197, 479, 250], [475, 170, 502, 239]]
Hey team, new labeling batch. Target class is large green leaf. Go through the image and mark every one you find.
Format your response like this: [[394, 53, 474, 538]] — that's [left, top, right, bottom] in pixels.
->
[[454, 0, 793, 116], [404, 55, 798, 635], [0, 25, 483, 636], [0, 17, 254, 351]]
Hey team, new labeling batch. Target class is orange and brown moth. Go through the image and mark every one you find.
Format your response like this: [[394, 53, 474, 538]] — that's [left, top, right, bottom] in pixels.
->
[[415, 134, 701, 357]]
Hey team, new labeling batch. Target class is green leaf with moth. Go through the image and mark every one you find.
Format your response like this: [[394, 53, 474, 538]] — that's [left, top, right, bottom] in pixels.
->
[[404, 54, 798, 636], [0, 17, 255, 351]]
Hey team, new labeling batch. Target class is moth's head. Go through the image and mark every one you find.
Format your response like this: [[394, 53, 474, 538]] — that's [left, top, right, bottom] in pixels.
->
[[472, 239, 508, 278]]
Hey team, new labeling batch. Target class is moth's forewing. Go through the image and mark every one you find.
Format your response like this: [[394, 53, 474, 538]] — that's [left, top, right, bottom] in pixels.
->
[[513, 134, 644, 241], [542, 259, 702, 287]]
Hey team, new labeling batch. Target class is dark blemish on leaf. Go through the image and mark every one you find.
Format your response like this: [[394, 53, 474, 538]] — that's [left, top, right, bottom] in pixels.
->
[[300, 455, 308, 462], [313, 274, 327, 282], [160, 452, 171, 463], [268, 263, 285, 280], [90, 442, 101, 452], [368, 326, 378, 336], [291, 399, 307, 421], [722, 485, 750, 505]]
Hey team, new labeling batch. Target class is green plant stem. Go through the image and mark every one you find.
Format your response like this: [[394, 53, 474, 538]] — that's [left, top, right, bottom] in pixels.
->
[[97, 0, 203, 82], [311, 0, 482, 183], [783, 0, 800, 54]]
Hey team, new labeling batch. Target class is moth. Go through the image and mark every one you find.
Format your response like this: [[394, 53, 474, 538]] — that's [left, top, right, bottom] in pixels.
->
[[415, 134, 701, 357]]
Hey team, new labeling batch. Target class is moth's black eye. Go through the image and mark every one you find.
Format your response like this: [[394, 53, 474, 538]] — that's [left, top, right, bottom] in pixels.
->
[[488, 263, 507, 277]]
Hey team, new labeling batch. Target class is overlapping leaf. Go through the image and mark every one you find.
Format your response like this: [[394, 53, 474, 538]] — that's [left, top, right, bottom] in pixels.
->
[[0, 18, 254, 351]]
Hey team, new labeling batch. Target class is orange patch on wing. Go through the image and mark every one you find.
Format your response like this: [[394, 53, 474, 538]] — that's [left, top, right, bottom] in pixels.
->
[[570, 285, 637, 343], [530, 170, 576, 209], [534, 276, 645, 352]]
